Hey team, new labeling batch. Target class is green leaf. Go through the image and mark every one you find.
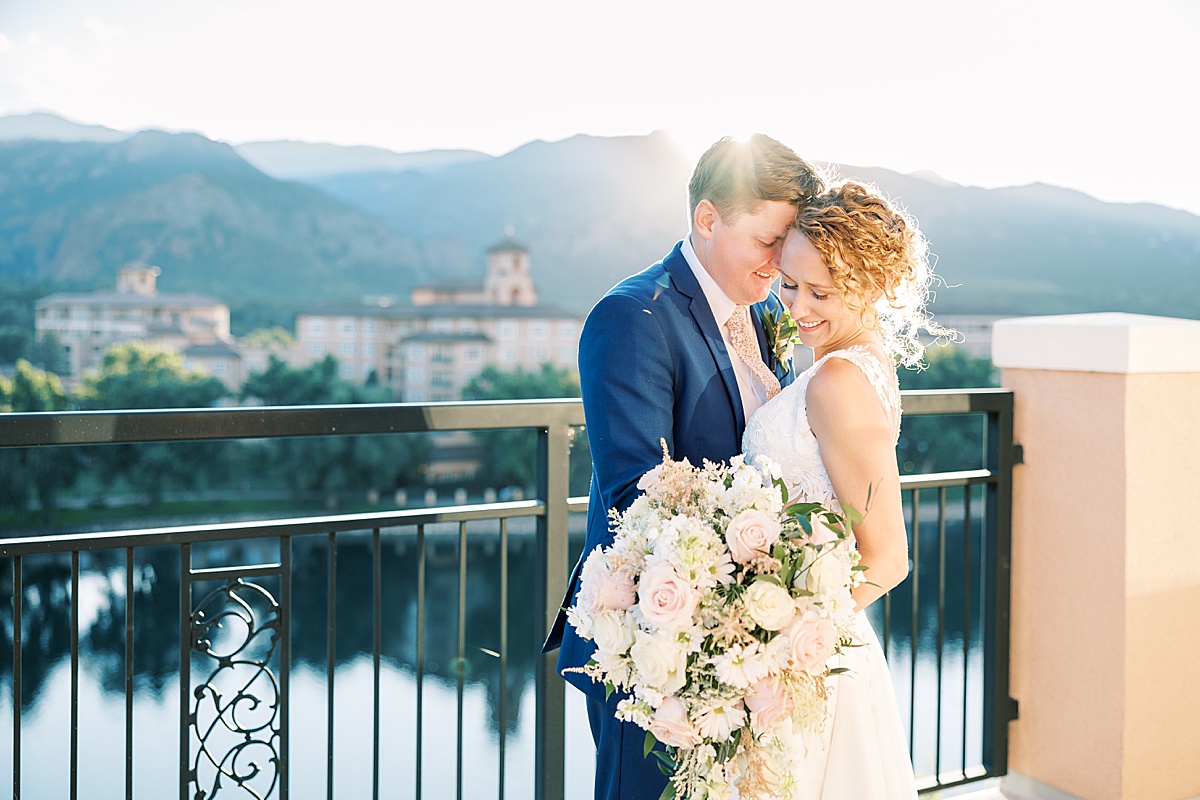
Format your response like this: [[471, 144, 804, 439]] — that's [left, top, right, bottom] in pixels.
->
[[828, 667, 852, 675], [604, 682, 615, 701], [658, 780, 678, 798], [753, 573, 782, 587], [644, 730, 657, 759]]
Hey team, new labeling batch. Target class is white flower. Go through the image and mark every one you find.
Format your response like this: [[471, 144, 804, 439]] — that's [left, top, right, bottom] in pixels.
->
[[693, 698, 746, 742], [806, 546, 852, 597], [592, 609, 635, 657], [565, 604, 593, 639], [743, 581, 796, 631], [630, 629, 688, 695], [712, 642, 770, 689]]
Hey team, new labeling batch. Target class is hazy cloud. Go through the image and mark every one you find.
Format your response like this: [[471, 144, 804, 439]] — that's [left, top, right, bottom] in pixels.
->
[[83, 16, 121, 42]]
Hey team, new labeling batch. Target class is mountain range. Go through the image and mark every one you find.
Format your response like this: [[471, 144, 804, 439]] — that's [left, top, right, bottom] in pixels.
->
[[1, 111, 1197, 332]]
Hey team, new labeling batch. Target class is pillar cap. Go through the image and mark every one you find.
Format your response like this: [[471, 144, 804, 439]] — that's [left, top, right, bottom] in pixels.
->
[[992, 312, 1200, 373]]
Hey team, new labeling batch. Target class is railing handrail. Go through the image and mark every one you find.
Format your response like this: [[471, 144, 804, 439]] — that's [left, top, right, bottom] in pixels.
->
[[0, 391, 1010, 449], [0, 398, 588, 448]]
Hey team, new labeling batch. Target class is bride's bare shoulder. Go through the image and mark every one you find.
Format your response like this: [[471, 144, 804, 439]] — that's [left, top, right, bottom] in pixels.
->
[[806, 355, 892, 434]]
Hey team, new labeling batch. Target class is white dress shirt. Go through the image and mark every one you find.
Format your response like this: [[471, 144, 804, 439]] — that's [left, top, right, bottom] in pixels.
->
[[681, 236, 769, 420]]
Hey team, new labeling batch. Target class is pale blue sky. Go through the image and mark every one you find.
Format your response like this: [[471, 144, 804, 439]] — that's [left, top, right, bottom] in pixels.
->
[[1, 0, 1197, 214]]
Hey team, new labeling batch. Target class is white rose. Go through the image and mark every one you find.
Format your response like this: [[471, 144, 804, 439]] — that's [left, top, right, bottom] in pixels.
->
[[743, 581, 796, 631], [592, 610, 635, 656], [806, 548, 851, 596], [630, 630, 688, 695]]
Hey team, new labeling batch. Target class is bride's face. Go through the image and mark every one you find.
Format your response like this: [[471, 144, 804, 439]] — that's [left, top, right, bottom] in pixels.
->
[[778, 231, 866, 355]]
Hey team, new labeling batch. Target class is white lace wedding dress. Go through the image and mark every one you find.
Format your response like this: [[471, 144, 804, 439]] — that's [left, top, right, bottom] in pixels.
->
[[742, 345, 918, 799]]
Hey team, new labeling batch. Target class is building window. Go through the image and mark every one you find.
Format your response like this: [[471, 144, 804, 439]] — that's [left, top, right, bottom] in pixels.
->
[[407, 389, 427, 402], [431, 346, 453, 364], [559, 346, 575, 362], [531, 347, 548, 361], [308, 318, 326, 335], [465, 346, 483, 362], [530, 322, 548, 339], [497, 319, 518, 338], [457, 319, 477, 334], [363, 319, 375, 335], [431, 370, 454, 388], [310, 342, 326, 355], [339, 362, 356, 379], [406, 368, 426, 383], [430, 319, 453, 334], [211, 361, 228, 374], [501, 347, 517, 363], [338, 342, 355, 356], [408, 344, 426, 361], [339, 318, 356, 336], [558, 321, 576, 339], [364, 342, 376, 357]]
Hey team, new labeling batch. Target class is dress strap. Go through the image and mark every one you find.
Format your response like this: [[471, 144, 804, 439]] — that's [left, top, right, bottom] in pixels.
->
[[816, 346, 902, 441]]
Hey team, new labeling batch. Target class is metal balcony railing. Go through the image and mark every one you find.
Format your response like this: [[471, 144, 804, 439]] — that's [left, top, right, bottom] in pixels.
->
[[0, 391, 1013, 799]]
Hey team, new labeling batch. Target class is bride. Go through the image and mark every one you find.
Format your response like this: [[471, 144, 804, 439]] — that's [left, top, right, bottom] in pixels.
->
[[743, 180, 945, 798]]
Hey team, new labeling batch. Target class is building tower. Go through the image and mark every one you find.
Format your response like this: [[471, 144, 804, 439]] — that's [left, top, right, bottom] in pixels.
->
[[483, 238, 537, 306]]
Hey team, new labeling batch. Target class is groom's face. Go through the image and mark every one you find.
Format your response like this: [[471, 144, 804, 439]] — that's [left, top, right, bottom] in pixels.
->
[[695, 199, 796, 306]]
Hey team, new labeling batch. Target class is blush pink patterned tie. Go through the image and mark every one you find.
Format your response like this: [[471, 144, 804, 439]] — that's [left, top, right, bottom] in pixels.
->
[[725, 306, 781, 400]]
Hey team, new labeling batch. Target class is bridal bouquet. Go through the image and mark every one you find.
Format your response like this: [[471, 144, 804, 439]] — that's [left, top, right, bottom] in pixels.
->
[[566, 446, 867, 800]]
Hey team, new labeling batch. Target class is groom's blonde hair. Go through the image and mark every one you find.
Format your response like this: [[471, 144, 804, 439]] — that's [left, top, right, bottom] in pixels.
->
[[688, 134, 823, 222]]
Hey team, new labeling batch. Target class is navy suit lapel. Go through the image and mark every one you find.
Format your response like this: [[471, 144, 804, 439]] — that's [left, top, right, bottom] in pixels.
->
[[663, 245, 746, 433]]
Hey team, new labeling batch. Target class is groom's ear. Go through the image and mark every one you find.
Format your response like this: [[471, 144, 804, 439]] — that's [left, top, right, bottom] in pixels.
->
[[692, 199, 718, 240]]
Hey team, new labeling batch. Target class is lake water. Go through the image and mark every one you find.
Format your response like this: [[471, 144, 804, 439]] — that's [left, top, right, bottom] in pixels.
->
[[2, 498, 989, 798]]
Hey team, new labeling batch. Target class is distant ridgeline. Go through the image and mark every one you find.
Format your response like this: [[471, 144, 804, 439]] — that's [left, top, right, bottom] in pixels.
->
[[1, 113, 1198, 324]]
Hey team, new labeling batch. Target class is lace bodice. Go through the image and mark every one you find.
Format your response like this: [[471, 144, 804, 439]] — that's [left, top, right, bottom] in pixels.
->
[[742, 345, 902, 509]]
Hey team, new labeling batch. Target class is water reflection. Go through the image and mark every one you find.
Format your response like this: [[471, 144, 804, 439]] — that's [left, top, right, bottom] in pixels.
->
[[2, 491, 994, 797]]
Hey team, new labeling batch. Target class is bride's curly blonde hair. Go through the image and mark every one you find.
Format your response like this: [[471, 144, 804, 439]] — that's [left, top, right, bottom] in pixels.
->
[[794, 180, 953, 368]]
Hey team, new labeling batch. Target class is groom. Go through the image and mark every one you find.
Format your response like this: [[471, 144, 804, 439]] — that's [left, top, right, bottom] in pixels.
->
[[543, 135, 824, 798]]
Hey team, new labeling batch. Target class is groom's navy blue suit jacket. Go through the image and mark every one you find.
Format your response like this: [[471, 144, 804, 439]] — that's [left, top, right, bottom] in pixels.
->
[[544, 240, 795, 692]]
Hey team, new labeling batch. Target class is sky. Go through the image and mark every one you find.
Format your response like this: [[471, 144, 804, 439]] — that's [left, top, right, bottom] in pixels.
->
[[1, 0, 1198, 215]]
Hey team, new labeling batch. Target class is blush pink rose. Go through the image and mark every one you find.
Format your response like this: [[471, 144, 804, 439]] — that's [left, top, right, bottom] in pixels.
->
[[637, 564, 698, 632], [745, 675, 793, 732], [725, 509, 781, 565], [588, 566, 636, 612], [808, 514, 839, 546], [648, 696, 702, 749], [784, 611, 837, 675]]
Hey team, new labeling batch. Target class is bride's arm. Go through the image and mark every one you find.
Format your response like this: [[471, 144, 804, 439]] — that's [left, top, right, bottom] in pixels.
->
[[806, 359, 909, 611]]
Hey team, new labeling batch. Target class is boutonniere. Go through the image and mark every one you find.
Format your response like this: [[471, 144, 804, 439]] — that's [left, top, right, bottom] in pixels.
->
[[758, 304, 799, 374]]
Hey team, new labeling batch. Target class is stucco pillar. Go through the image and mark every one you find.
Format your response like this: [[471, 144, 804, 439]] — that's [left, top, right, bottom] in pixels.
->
[[992, 313, 1200, 800]]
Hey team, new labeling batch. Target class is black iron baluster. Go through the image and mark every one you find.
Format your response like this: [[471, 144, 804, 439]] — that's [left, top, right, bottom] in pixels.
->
[[457, 520, 467, 800], [909, 488, 920, 763], [327, 531, 337, 800], [499, 517, 509, 800], [179, 543, 192, 800], [126, 548, 135, 800], [962, 486, 973, 779], [373, 527, 382, 800], [416, 523, 426, 800], [12, 555, 21, 800], [71, 551, 79, 800], [280, 535, 292, 800], [936, 487, 947, 784]]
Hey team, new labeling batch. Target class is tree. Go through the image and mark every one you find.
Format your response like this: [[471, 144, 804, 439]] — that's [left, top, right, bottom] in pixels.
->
[[462, 363, 590, 494], [0, 360, 81, 525], [896, 347, 998, 474], [241, 355, 430, 505], [76, 343, 229, 505]]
